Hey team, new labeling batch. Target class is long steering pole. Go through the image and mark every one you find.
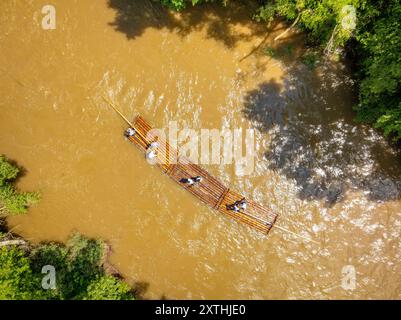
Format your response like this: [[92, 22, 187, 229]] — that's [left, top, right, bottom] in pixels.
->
[[102, 95, 147, 142]]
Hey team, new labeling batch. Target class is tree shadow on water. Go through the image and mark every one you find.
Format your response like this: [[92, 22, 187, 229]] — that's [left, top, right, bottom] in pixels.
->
[[107, 0, 266, 47], [131, 280, 169, 300], [131, 280, 150, 299], [242, 63, 401, 206]]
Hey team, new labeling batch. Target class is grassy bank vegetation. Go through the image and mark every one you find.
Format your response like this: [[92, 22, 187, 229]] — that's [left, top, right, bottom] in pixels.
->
[[0, 155, 134, 300], [0, 155, 40, 216]]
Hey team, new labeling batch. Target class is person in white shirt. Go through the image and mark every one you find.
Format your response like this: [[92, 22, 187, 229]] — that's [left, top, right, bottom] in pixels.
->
[[125, 127, 136, 137], [145, 141, 159, 162]]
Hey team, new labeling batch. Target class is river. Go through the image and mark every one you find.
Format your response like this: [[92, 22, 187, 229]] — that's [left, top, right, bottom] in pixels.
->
[[1, 0, 401, 299]]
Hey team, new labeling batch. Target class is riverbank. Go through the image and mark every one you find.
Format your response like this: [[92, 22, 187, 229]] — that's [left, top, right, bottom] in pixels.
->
[[0, 155, 135, 300]]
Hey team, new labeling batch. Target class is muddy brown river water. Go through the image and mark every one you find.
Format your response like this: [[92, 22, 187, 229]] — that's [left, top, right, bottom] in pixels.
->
[[1, 0, 401, 299]]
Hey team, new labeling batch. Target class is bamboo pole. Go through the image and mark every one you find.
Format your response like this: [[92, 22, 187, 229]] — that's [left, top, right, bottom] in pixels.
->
[[102, 95, 149, 144], [272, 224, 320, 245], [102, 96, 171, 165], [102, 96, 134, 127]]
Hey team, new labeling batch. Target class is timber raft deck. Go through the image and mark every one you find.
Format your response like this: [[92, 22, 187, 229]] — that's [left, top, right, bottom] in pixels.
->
[[128, 115, 278, 234]]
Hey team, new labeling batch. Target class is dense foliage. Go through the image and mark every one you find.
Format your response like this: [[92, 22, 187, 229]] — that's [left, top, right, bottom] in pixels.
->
[[354, 1, 401, 141], [159, 0, 221, 10], [0, 234, 134, 300], [84, 275, 134, 300], [0, 246, 45, 299], [156, 0, 401, 142], [0, 155, 40, 215]]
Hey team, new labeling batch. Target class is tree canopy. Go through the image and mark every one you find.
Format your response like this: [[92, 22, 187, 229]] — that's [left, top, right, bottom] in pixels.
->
[[354, 0, 401, 141], [0, 155, 40, 215]]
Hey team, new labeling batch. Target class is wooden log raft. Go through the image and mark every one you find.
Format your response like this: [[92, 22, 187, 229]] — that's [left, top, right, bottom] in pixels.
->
[[127, 115, 278, 234]]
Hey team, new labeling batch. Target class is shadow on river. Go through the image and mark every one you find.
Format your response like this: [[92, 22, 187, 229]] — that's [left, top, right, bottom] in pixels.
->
[[107, 0, 268, 47], [242, 62, 401, 206]]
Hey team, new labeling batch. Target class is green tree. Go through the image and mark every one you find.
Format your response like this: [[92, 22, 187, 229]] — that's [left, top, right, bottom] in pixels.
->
[[84, 275, 133, 300], [159, 0, 224, 10], [0, 246, 46, 300], [0, 155, 40, 216], [354, 0, 401, 141], [0, 156, 19, 184]]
